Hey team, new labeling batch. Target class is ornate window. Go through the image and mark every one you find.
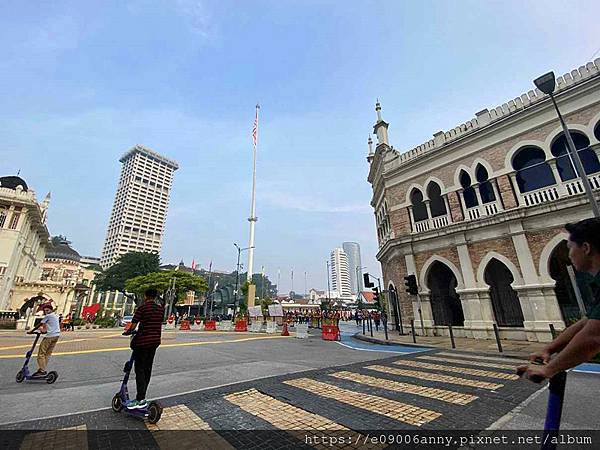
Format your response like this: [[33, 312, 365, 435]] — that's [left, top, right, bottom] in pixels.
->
[[0, 207, 7, 228], [551, 131, 600, 180], [512, 146, 555, 193], [459, 171, 478, 208], [475, 164, 496, 203], [426, 182, 447, 217], [410, 188, 428, 222], [8, 207, 22, 230]]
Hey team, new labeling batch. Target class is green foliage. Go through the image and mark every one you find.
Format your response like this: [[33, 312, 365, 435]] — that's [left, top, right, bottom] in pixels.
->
[[73, 318, 85, 327], [260, 297, 273, 317], [236, 302, 248, 319], [94, 252, 160, 293], [241, 281, 250, 297], [125, 270, 207, 300], [95, 317, 116, 328]]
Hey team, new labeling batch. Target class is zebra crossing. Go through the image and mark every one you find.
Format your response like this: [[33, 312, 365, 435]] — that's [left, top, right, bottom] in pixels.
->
[[11, 351, 533, 449]]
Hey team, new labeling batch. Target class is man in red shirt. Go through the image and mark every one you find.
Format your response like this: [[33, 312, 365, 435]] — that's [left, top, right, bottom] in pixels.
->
[[125, 288, 164, 409]]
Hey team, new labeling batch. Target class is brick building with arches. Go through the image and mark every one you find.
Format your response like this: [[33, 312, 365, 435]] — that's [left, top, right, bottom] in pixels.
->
[[367, 60, 600, 342]]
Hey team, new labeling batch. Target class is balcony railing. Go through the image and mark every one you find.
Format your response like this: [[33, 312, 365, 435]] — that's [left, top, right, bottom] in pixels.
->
[[466, 200, 500, 221], [413, 214, 450, 233], [520, 185, 560, 207]]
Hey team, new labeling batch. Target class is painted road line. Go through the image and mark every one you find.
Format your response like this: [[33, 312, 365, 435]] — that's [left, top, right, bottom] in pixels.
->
[[147, 404, 233, 450], [19, 424, 87, 450], [393, 360, 519, 380], [416, 355, 518, 370], [329, 371, 477, 405], [225, 389, 381, 449], [0, 338, 89, 351], [0, 335, 290, 359], [366, 364, 503, 390], [284, 378, 441, 426], [436, 352, 525, 364]]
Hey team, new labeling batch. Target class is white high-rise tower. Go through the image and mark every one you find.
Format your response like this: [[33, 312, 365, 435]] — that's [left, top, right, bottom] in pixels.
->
[[100, 145, 179, 269], [342, 242, 363, 294], [330, 248, 352, 298]]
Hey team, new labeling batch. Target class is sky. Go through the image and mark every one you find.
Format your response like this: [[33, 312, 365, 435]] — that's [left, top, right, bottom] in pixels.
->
[[2, 0, 599, 294]]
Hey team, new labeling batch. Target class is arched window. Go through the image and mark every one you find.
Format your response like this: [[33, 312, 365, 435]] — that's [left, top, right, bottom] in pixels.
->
[[0, 207, 7, 228], [512, 146, 555, 193], [475, 164, 496, 203], [484, 258, 524, 327], [427, 261, 464, 326], [426, 182, 447, 217], [459, 171, 478, 208], [410, 189, 428, 222], [551, 131, 600, 180]]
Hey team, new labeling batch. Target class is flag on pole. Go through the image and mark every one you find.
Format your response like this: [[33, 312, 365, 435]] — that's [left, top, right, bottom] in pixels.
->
[[191, 259, 196, 271], [252, 104, 260, 149]]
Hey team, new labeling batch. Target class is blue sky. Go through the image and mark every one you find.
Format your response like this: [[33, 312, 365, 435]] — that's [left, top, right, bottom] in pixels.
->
[[2, 0, 599, 293]]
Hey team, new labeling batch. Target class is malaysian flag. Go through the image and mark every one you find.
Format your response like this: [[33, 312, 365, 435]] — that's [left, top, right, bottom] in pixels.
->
[[252, 104, 260, 149]]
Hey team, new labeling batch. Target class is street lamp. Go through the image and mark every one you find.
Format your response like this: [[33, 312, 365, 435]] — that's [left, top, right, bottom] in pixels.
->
[[534, 71, 600, 217], [233, 243, 254, 319]]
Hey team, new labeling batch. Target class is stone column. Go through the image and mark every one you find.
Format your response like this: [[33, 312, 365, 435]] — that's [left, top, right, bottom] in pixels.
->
[[472, 184, 484, 215], [405, 253, 434, 332], [443, 195, 453, 223], [424, 200, 433, 229], [508, 172, 523, 206], [491, 179, 503, 211], [407, 205, 416, 233], [548, 159, 567, 196], [457, 189, 469, 220]]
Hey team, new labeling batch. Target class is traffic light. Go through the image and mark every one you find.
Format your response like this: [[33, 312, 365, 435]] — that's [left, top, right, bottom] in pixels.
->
[[363, 273, 374, 288], [404, 274, 418, 295], [372, 286, 380, 305]]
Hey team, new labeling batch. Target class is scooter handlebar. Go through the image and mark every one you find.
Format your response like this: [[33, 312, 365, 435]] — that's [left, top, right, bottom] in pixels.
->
[[516, 357, 546, 384]]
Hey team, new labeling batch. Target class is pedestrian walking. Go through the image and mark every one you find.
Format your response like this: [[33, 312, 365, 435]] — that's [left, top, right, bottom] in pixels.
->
[[518, 219, 600, 379], [373, 311, 381, 331]]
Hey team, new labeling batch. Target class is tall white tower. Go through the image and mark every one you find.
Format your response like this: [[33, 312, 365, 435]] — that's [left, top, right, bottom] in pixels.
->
[[100, 145, 179, 269], [330, 248, 352, 298], [342, 242, 363, 294]]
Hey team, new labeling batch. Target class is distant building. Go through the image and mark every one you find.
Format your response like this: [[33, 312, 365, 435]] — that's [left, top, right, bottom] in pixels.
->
[[330, 248, 352, 298], [342, 242, 363, 294], [100, 145, 179, 269], [0, 176, 51, 311]]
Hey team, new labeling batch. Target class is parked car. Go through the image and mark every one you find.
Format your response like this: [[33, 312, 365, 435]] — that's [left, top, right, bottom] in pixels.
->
[[120, 315, 133, 327]]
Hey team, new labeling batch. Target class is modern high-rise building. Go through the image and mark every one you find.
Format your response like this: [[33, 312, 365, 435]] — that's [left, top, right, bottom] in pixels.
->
[[100, 145, 178, 269], [342, 242, 363, 294], [330, 248, 352, 298]]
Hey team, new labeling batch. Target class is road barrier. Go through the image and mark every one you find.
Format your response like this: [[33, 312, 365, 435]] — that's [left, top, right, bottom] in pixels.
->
[[321, 324, 340, 341], [266, 321, 278, 334], [249, 320, 262, 332], [296, 323, 309, 339], [179, 320, 190, 331], [190, 319, 204, 331], [281, 322, 290, 336], [204, 320, 216, 331], [234, 319, 248, 332]]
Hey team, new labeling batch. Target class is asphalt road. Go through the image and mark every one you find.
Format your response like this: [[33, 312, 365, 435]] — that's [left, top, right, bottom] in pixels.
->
[[0, 326, 399, 425]]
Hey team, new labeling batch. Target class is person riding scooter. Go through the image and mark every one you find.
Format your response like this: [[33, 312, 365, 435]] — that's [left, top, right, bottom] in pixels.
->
[[27, 302, 60, 377], [123, 288, 164, 409]]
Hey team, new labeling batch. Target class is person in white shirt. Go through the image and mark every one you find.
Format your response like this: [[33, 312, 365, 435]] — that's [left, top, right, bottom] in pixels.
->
[[27, 303, 60, 376]]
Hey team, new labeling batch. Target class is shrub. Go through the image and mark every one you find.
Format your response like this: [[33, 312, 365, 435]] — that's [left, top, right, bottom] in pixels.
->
[[73, 318, 85, 327]]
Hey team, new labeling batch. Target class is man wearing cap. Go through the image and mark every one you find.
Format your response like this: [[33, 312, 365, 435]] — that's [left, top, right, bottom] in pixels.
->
[[27, 302, 60, 376]]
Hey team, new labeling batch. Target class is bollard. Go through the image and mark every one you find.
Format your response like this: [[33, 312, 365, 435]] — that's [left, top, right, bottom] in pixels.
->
[[369, 317, 374, 337], [549, 323, 558, 340], [448, 325, 456, 349], [362, 318, 366, 335], [493, 323, 503, 353], [411, 320, 416, 343]]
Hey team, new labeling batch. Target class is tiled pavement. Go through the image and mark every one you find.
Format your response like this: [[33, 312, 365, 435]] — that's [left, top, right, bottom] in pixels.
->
[[1, 350, 540, 449]]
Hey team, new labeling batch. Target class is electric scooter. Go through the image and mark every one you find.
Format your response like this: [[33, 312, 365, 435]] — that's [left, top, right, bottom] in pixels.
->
[[15, 332, 58, 384], [111, 330, 162, 424], [517, 358, 567, 450]]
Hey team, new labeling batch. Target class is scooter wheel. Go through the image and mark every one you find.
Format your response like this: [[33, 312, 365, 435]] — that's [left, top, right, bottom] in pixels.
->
[[16, 370, 25, 383], [46, 371, 58, 384], [112, 394, 123, 412], [147, 402, 162, 424]]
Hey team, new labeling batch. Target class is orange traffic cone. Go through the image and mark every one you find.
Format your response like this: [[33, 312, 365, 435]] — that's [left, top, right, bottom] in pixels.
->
[[281, 321, 290, 336]]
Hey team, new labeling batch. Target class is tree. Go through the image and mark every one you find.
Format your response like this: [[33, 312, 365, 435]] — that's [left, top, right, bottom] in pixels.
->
[[94, 252, 160, 298], [125, 270, 207, 302]]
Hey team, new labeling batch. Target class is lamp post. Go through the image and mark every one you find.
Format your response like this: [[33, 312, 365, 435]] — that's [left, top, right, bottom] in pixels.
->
[[534, 71, 600, 217], [233, 243, 253, 319]]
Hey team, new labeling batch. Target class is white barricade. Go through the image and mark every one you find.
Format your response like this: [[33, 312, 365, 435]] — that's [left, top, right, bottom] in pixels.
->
[[295, 323, 309, 339], [250, 320, 263, 332], [217, 321, 233, 331], [266, 321, 278, 334], [190, 321, 204, 331], [165, 321, 175, 330]]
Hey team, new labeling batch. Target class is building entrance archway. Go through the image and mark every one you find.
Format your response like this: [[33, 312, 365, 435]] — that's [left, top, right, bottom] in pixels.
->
[[484, 258, 524, 327], [427, 262, 464, 326], [549, 240, 594, 325]]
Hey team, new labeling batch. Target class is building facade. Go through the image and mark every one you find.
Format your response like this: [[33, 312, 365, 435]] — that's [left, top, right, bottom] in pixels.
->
[[330, 248, 352, 298], [367, 60, 600, 342], [100, 145, 179, 269], [342, 242, 363, 294], [0, 176, 50, 311]]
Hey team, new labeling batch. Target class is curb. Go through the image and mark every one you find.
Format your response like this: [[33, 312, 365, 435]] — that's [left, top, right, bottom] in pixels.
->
[[352, 332, 528, 360]]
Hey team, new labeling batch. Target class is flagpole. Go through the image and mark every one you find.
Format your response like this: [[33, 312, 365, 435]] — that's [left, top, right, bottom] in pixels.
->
[[247, 104, 260, 282]]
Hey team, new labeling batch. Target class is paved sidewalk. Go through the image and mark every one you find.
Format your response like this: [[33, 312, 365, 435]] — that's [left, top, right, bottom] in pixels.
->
[[353, 327, 546, 359]]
